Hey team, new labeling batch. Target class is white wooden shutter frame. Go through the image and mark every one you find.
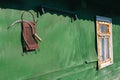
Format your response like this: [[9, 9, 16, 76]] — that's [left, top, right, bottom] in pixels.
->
[[96, 16, 113, 69]]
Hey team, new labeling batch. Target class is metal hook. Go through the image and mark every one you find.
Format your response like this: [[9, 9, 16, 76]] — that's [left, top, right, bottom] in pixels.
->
[[21, 11, 36, 23], [7, 20, 42, 42]]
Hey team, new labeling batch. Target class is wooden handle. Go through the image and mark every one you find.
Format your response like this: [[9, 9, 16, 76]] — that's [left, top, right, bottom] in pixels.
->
[[34, 33, 42, 42]]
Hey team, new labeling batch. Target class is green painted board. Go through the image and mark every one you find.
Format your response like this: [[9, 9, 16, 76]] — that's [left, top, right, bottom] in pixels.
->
[[0, 8, 120, 80]]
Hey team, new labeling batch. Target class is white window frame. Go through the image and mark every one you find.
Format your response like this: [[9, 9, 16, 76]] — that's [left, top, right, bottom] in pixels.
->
[[96, 16, 113, 69]]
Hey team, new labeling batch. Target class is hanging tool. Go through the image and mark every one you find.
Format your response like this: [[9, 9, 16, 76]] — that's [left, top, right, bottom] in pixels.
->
[[7, 11, 42, 52]]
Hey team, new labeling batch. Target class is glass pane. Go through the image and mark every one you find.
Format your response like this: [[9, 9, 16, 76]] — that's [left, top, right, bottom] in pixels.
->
[[100, 24, 109, 33], [100, 37, 110, 62], [100, 38, 105, 62], [105, 38, 109, 59]]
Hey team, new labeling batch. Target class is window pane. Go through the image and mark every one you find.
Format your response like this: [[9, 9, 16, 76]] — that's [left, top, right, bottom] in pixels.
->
[[100, 37, 110, 62], [104, 38, 109, 60], [100, 38, 105, 62], [100, 24, 109, 33]]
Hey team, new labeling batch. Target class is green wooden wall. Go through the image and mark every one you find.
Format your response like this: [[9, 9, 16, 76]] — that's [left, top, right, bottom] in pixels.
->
[[0, 7, 120, 80]]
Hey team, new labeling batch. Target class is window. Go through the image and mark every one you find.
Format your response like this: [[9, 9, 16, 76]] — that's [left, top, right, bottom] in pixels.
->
[[96, 16, 113, 69]]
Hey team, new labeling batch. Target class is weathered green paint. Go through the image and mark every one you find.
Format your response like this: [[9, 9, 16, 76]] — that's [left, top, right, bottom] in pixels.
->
[[0, 3, 120, 80]]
